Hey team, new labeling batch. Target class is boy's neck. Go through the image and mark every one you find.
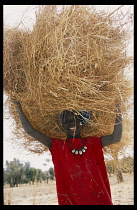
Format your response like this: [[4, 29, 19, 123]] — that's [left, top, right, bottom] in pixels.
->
[[67, 134, 81, 139]]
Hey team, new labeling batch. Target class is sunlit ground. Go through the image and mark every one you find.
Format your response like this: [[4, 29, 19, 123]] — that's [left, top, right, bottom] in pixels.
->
[[4, 172, 134, 205]]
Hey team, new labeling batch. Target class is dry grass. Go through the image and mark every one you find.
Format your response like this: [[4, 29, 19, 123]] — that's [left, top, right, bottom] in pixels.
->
[[4, 181, 57, 205], [3, 5, 133, 154], [3, 173, 134, 205]]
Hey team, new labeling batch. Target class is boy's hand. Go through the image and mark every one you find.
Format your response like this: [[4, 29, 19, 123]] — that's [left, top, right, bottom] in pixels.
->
[[12, 99, 21, 106], [116, 104, 122, 114]]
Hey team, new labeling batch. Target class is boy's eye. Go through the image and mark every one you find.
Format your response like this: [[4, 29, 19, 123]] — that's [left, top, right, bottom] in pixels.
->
[[65, 120, 71, 123], [64, 118, 80, 123], [76, 115, 83, 121], [64, 119, 73, 123]]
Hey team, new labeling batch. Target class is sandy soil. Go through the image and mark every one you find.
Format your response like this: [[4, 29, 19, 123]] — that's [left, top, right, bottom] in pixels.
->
[[4, 173, 134, 205], [109, 173, 134, 205]]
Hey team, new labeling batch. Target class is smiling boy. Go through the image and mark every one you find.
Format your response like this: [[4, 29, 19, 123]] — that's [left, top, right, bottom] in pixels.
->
[[12, 101, 122, 205]]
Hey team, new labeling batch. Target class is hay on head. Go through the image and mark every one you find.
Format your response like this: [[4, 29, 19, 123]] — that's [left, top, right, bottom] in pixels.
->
[[4, 5, 133, 154]]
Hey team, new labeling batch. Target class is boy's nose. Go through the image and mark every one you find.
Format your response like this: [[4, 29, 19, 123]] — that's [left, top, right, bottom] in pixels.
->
[[69, 121, 76, 126]]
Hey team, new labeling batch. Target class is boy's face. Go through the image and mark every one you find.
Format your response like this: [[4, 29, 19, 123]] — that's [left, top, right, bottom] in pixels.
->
[[61, 111, 83, 138]]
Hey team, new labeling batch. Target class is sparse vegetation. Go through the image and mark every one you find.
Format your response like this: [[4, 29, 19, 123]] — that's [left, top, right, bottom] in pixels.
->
[[3, 158, 54, 187], [106, 156, 134, 183]]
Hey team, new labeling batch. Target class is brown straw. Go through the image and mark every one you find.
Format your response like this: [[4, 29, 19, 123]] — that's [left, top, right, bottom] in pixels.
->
[[4, 5, 133, 154]]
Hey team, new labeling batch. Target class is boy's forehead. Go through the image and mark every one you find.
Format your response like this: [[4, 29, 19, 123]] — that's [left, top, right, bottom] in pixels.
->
[[61, 110, 78, 121], [60, 110, 91, 124], [64, 111, 75, 118]]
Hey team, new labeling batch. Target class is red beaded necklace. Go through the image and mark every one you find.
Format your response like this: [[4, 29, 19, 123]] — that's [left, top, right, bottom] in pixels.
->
[[67, 139, 88, 155]]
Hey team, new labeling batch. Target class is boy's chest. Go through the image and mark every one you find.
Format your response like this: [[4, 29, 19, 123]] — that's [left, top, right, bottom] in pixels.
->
[[56, 141, 100, 176]]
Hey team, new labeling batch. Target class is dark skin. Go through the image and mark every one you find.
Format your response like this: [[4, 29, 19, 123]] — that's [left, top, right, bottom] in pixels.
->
[[61, 111, 83, 139], [12, 101, 122, 149]]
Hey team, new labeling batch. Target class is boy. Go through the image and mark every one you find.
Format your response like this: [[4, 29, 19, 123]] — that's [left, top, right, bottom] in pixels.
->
[[12, 101, 122, 205]]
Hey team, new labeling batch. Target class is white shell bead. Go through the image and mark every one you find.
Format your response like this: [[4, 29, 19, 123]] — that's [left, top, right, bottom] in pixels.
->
[[72, 149, 75, 153]]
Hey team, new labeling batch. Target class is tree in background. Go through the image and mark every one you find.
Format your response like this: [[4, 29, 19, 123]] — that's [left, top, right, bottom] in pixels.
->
[[120, 156, 134, 173], [106, 161, 115, 177], [4, 159, 24, 187], [106, 155, 134, 183], [4, 158, 47, 187], [48, 167, 55, 180]]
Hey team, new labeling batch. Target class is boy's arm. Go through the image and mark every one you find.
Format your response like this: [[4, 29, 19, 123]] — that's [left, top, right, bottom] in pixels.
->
[[101, 106, 122, 147], [12, 101, 52, 149]]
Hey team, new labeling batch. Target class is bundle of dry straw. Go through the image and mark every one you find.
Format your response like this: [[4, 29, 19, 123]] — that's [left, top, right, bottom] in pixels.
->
[[4, 5, 133, 154]]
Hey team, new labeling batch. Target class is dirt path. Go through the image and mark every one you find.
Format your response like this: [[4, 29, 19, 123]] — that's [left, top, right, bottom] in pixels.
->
[[4, 173, 134, 205], [110, 173, 134, 205], [4, 181, 58, 205]]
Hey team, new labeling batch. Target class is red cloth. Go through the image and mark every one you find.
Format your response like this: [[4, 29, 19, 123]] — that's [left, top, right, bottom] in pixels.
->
[[49, 136, 113, 205]]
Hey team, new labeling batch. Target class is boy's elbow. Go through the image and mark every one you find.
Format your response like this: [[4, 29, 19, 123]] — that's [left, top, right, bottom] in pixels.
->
[[113, 134, 122, 143]]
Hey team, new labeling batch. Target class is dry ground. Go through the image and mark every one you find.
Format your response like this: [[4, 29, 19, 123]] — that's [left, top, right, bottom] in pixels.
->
[[4, 173, 134, 205], [109, 173, 134, 205]]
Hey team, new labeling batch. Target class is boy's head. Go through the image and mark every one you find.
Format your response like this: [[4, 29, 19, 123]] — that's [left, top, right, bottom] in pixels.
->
[[60, 110, 90, 138]]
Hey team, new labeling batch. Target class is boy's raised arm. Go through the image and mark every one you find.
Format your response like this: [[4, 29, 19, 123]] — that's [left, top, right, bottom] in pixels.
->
[[12, 100, 52, 149], [101, 106, 122, 147]]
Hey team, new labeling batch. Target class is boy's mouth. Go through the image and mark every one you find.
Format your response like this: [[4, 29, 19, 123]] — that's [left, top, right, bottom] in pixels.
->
[[69, 127, 76, 130]]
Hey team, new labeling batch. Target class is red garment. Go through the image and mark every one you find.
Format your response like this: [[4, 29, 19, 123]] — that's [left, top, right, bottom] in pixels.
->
[[49, 136, 113, 205]]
